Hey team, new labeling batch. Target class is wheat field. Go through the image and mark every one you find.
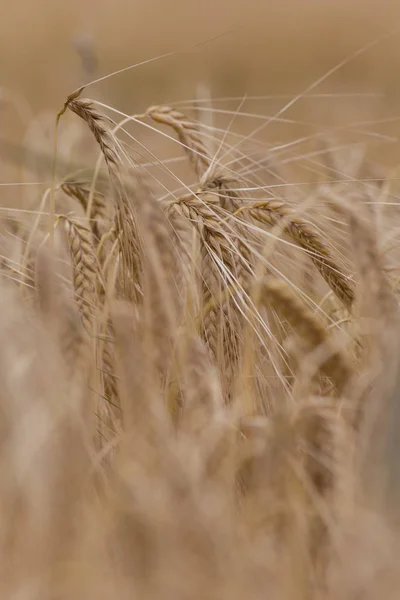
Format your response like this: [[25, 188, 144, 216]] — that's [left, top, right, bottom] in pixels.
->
[[2, 3, 400, 598]]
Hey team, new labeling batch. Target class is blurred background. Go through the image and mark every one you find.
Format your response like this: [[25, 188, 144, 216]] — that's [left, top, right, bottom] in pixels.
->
[[2, 0, 400, 103], [2, 0, 400, 182]]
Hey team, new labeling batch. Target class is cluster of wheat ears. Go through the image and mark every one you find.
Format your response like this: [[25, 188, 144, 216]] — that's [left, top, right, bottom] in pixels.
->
[[1, 75, 400, 598]]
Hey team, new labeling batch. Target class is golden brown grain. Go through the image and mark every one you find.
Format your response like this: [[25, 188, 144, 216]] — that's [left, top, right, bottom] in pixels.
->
[[61, 215, 98, 334], [61, 181, 111, 242], [262, 277, 353, 394], [243, 200, 355, 309], [146, 105, 211, 178], [64, 95, 141, 289]]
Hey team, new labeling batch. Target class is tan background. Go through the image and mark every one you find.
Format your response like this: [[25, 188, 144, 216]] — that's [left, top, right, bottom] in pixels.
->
[[2, 1, 400, 104], [2, 0, 400, 178]]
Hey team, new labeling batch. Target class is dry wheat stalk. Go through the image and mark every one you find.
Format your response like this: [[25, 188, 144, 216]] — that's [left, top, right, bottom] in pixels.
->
[[350, 213, 398, 322], [111, 300, 168, 440], [128, 177, 182, 377], [146, 105, 211, 178], [293, 398, 351, 574], [164, 207, 194, 295], [200, 244, 220, 359], [61, 182, 111, 242], [200, 175, 255, 289], [96, 326, 121, 446], [172, 188, 252, 315], [179, 334, 222, 434], [349, 211, 400, 491], [102, 332, 119, 403], [201, 173, 242, 212], [243, 200, 354, 309], [65, 95, 141, 290], [65, 95, 118, 167], [171, 191, 245, 285], [171, 192, 245, 392], [294, 399, 344, 496], [177, 333, 234, 488], [201, 245, 241, 395], [262, 277, 352, 394], [34, 240, 90, 384], [58, 297, 89, 376], [61, 216, 98, 334], [34, 245, 58, 322]]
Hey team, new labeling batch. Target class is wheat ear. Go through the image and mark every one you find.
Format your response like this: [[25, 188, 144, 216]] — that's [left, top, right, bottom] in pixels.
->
[[61, 182, 110, 242], [201, 173, 242, 211], [244, 200, 354, 309], [350, 212, 400, 437], [146, 105, 211, 178], [171, 191, 246, 285], [61, 216, 98, 334], [128, 176, 181, 377], [200, 174, 255, 289], [65, 96, 141, 287], [170, 192, 245, 394], [262, 278, 352, 393], [293, 398, 351, 572]]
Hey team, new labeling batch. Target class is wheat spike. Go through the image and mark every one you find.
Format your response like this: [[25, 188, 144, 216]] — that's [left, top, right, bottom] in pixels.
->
[[67, 97, 119, 168], [65, 96, 141, 290], [61, 182, 111, 242], [128, 177, 181, 377], [62, 216, 98, 334], [171, 191, 244, 393], [146, 105, 211, 178], [293, 398, 352, 573], [349, 212, 400, 504], [201, 172, 242, 212], [99, 321, 120, 413], [262, 277, 352, 394], [171, 191, 244, 285], [179, 334, 222, 435], [201, 174, 255, 289], [245, 200, 354, 309]]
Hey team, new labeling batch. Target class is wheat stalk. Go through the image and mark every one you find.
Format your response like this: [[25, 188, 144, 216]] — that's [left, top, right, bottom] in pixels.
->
[[146, 105, 211, 178], [262, 277, 352, 393], [242, 200, 354, 309], [64, 95, 141, 291], [61, 182, 111, 242], [126, 177, 182, 377], [293, 398, 351, 573], [201, 173, 242, 212], [61, 216, 98, 334], [170, 192, 245, 390], [200, 174, 255, 289]]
